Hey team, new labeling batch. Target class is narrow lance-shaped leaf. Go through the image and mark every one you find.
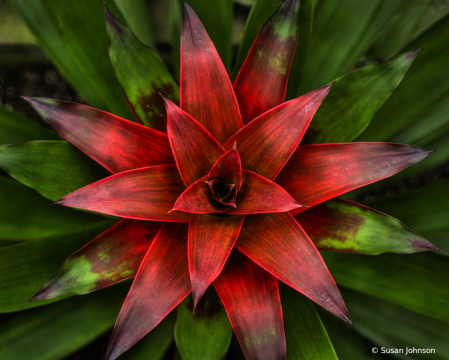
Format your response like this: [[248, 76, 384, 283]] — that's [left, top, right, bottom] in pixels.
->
[[189, 214, 245, 308], [175, 288, 233, 360], [56, 165, 189, 223], [164, 97, 225, 187], [105, 6, 180, 131], [0, 141, 110, 201], [236, 212, 351, 323], [214, 251, 286, 360], [233, 0, 300, 124], [301, 49, 422, 145], [26, 98, 174, 174], [208, 144, 242, 188], [31, 219, 162, 300], [0, 221, 114, 313], [294, 198, 438, 255], [106, 223, 191, 360], [39, 0, 134, 119], [181, 3, 242, 144], [225, 84, 332, 180], [276, 143, 431, 210]]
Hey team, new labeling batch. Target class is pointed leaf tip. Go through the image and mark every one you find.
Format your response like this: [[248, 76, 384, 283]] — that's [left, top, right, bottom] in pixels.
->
[[406, 46, 425, 60]]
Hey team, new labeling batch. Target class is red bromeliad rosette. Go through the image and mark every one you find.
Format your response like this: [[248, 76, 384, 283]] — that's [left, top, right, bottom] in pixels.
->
[[25, 1, 438, 360]]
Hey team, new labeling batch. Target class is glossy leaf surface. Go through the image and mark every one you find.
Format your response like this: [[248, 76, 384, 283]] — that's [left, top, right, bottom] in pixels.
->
[[0, 284, 129, 360], [0, 141, 109, 201], [181, 3, 242, 144], [0, 177, 102, 241], [26, 98, 174, 174], [165, 98, 225, 187], [175, 289, 232, 360], [301, 49, 420, 144], [106, 224, 190, 360], [322, 251, 449, 323], [208, 144, 242, 188], [236, 213, 350, 322], [276, 143, 431, 209], [32, 220, 161, 300], [106, 6, 179, 131], [0, 106, 57, 145], [57, 165, 189, 223], [233, 0, 300, 124], [39, 0, 134, 119], [295, 198, 437, 254], [225, 85, 331, 180], [0, 221, 114, 312], [189, 214, 244, 306], [214, 251, 286, 360], [280, 283, 338, 360]]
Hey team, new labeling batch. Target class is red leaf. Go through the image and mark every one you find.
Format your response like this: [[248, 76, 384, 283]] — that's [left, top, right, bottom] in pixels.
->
[[106, 223, 190, 360], [224, 85, 332, 180], [276, 143, 432, 210], [214, 251, 286, 360], [208, 143, 242, 188], [233, 0, 300, 124], [236, 212, 351, 323], [56, 165, 189, 222], [181, 3, 243, 144], [31, 219, 161, 299], [164, 97, 225, 187], [227, 170, 303, 215], [189, 214, 245, 308], [25, 98, 174, 173]]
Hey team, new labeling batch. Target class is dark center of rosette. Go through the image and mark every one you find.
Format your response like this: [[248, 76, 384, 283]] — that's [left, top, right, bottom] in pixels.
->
[[205, 179, 238, 208]]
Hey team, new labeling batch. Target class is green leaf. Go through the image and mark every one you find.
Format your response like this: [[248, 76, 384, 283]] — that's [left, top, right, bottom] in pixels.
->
[[39, 0, 134, 120], [186, 0, 233, 71], [279, 283, 337, 360], [106, 7, 179, 132], [0, 177, 103, 241], [113, 0, 155, 48], [0, 221, 114, 312], [0, 141, 110, 202], [0, 106, 57, 145], [0, 240, 24, 250], [339, 288, 449, 358], [285, 0, 314, 100], [120, 313, 174, 360], [0, 283, 129, 360], [295, 198, 437, 255], [169, 0, 182, 79], [7, 0, 109, 111], [365, 180, 449, 239], [298, 0, 380, 94], [358, 14, 449, 141], [174, 288, 232, 360], [301, 49, 420, 144], [322, 251, 449, 323]]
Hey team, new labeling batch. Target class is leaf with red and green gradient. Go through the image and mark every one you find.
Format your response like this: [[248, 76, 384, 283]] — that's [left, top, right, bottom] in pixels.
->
[[214, 251, 286, 360], [174, 288, 232, 360], [208, 143, 242, 188], [294, 198, 438, 255], [189, 213, 244, 307], [106, 223, 191, 360], [236, 212, 350, 323], [227, 170, 303, 215], [277, 143, 432, 210], [233, 0, 300, 125], [57, 165, 189, 223], [26, 98, 174, 174], [224, 85, 331, 180], [0, 141, 110, 201], [164, 97, 225, 187], [31, 219, 162, 300], [105, 6, 179, 132], [180, 3, 242, 144]]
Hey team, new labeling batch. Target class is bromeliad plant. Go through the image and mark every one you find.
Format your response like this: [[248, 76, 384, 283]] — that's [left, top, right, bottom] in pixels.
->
[[1, 0, 447, 359]]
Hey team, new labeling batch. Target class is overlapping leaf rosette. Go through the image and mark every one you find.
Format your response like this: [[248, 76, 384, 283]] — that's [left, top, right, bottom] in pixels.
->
[[20, 1, 439, 359]]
